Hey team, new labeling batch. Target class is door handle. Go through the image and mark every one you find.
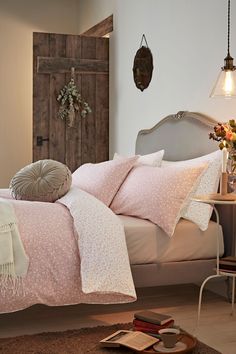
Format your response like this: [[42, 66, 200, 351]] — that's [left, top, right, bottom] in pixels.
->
[[37, 136, 49, 146]]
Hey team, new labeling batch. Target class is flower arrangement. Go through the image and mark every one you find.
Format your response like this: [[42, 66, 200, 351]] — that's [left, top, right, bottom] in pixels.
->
[[209, 119, 236, 172], [57, 78, 92, 128]]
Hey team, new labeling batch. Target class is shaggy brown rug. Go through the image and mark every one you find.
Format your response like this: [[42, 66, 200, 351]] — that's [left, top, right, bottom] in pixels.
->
[[0, 323, 221, 354]]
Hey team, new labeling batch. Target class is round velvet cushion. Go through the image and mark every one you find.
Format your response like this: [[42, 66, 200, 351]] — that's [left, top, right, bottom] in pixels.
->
[[10, 159, 72, 202]]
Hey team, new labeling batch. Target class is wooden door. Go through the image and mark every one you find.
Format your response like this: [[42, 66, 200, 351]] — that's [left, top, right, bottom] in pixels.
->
[[33, 32, 109, 172]]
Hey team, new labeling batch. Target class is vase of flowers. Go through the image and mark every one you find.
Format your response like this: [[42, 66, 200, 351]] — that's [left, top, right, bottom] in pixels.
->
[[209, 119, 236, 191]]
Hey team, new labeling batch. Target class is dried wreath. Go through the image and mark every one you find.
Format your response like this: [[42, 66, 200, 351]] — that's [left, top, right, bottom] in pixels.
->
[[57, 78, 91, 128]]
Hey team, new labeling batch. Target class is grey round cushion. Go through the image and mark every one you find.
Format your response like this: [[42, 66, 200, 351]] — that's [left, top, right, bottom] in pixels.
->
[[10, 159, 72, 202]]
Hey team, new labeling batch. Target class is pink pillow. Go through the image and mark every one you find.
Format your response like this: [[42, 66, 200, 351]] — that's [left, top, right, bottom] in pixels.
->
[[111, 164, 206, 237], [72, 156, 138, 206]]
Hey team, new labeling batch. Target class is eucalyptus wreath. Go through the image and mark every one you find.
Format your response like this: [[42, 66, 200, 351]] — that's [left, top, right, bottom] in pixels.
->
[[57, 78, 92, 128]]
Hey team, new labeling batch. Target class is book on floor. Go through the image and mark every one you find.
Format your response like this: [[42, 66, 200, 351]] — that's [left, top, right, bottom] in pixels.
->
[[219, 265, 236, 272], [220, 256, 236, 263], [219, 257, 236, 272], [100, 329, 159, 351], [134, 310, 173, 326], [133, 318, 174, 333]]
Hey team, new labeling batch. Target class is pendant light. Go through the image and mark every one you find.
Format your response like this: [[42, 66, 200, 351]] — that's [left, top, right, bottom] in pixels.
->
[[210, 0, 236, 98]]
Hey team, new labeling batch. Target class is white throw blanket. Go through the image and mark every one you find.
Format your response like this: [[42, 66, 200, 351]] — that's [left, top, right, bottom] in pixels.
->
[[58, 187, 136, 302], [0, 198, 29, 294]]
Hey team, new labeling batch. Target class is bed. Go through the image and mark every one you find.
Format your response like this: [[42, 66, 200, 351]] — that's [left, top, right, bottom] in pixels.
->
[[0, 111, 232, 313], [129, 111, 233, 287]]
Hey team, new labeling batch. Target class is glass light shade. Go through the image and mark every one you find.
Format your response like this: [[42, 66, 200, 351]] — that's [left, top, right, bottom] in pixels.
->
[[210, 69, 236, 98]]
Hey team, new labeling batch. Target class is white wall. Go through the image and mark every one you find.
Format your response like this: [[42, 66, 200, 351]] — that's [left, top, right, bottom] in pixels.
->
[[1, 0, 236, 187], [77, 0, 115, 32], [77, 0, 236, 157], [0, 0, 79, 187]]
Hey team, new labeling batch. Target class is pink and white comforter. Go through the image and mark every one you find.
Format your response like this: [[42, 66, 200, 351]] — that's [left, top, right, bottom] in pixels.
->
[[0, 188, 136, 313]]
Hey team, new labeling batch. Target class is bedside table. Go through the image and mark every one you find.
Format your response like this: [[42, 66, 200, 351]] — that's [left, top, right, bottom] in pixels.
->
[[192, 196, 236, 325]]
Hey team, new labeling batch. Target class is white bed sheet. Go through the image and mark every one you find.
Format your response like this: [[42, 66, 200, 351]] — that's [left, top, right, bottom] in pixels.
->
[[118, 215, 224, 265]]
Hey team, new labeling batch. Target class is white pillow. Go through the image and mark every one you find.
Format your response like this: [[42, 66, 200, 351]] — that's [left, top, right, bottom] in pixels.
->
[[161, 150, 222, 230], [113, 150, 164, 167]]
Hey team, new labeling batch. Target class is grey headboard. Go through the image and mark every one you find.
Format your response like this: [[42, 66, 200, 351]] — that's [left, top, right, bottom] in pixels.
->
[[135, 111, 219, 160], [135, 111, 234, 256]]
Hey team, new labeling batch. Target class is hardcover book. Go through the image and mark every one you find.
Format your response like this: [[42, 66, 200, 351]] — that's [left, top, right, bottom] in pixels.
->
[[219, 257, 236, 272], [133, 318, 174, 331], [219, 265, 236, 272], [219, 256, 236, 264], [134, 310, 173, 326], [133, 326, 158, 334]]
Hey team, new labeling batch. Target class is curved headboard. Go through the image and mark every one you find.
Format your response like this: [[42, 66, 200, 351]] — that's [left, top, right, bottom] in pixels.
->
[[135, 111, 234, 256], [135, 111, 219, 160]]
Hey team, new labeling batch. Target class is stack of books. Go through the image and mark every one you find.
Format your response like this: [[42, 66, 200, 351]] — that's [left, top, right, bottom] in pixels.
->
[[132, 310, 174, 335], [219, 256, 236, 273]]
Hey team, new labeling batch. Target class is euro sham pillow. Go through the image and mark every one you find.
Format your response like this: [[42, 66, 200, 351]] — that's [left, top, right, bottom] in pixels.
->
[[110, 164, 206, 237], [72, 156, 138, 206], [113, 150, 164, 167], [10, 159, 72, 202], [161, 150, 222, 230]]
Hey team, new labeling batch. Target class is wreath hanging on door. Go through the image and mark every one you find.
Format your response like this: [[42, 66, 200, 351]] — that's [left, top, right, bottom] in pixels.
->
[[57, 68, 92, 128]]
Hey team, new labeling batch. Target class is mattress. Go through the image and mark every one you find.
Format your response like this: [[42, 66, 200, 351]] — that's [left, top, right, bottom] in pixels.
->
[[0, 188, 224, 265], [118, 215, 224, 265]]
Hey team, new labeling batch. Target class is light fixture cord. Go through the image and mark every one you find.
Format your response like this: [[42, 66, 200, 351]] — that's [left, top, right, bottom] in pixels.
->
[[227, 0, 231, 55]]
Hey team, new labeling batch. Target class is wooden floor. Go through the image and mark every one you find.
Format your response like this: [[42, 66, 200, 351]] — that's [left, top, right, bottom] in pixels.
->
[[0, 284, 235, 354]]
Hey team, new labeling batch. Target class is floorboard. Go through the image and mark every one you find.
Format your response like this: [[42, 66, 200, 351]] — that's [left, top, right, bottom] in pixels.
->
[[0, 284, 235, 354]]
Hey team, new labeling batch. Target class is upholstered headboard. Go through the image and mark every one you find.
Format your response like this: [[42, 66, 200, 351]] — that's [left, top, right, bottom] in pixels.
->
[[136, 111, 218, 160], [135, 111, 234, 256]]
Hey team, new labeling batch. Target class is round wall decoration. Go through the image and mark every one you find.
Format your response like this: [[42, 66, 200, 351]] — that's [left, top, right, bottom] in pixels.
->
[[133, 34, 154, 91]]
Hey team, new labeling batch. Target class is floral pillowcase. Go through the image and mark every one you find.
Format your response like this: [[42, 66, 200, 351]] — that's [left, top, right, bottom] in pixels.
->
[[72, 156, 138, 206], [111, 163, 207, 237], [161, 150, 222, 230]]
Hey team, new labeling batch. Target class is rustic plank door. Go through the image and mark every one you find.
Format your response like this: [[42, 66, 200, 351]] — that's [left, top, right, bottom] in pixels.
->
[[33, 32, 109, 172]]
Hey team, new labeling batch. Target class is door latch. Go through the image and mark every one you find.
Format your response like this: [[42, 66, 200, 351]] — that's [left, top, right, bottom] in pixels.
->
[[36, 136, 49, 146]]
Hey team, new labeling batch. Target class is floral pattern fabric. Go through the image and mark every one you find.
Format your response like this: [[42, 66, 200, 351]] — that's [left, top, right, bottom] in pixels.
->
[[0, 188, 136, 314], [111, 164, 206, 237]]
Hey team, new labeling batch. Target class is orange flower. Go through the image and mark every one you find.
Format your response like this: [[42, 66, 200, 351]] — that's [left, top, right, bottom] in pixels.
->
[[226, 130, 233, 141]]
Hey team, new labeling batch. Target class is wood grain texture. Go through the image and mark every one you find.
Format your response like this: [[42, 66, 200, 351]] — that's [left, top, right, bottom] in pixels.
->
[[33, 33, 50, 161], [37, 57, 108, 74], [82, 15, 113, 37], [65, 35, 82, 172], [81, 37, 97, 164], [49, 34, 66, 164], [95, 38, 109, 162], [33, 33, 109, 170]]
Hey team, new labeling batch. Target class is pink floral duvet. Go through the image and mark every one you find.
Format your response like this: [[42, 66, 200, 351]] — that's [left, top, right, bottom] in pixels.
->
[[0, 189, 136, 314]]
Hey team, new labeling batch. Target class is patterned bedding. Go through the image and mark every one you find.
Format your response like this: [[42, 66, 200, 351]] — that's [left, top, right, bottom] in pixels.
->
[[0, 188, 136, 314]]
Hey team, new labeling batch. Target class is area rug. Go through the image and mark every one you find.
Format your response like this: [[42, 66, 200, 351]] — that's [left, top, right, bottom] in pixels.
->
[[0, 323, 221, 354]]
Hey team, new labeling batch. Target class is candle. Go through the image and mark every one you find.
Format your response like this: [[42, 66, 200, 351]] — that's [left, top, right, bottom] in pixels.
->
[[222, 147, 228, 173]]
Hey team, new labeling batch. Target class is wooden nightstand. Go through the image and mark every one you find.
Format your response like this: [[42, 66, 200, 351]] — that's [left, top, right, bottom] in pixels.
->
[[192, 196, 236, 325]]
